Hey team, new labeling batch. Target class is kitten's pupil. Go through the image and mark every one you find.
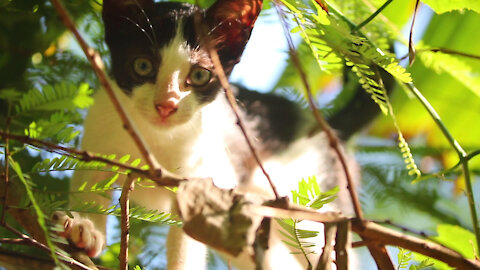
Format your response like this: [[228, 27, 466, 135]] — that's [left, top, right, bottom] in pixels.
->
[[133, 57, 154, 77], [187, 66, 212, 87]]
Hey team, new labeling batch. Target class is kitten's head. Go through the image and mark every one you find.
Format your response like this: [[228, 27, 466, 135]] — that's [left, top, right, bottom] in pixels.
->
[[102, 0, 262, 128]]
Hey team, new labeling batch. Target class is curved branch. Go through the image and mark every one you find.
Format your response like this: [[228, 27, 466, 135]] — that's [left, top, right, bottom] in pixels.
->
[[351, 219, 480, 270]]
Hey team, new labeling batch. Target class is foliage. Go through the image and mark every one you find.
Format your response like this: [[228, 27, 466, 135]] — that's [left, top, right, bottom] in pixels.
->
[[413, 224, 477, 269], [277, 176, 339, 267], [397, 247, 434, 270], [279, 0, 421, 177], [0, 0, 480, 269], [421, 0, 480, 14]]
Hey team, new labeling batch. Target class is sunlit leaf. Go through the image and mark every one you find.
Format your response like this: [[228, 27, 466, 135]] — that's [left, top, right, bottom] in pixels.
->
[[422, 0, 480, 14], [419, 49, 480, 97]]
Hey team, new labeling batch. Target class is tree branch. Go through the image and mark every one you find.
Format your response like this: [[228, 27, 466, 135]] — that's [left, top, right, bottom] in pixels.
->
[[0, 131, 185, 187], [273, 0, 363, 222], [49, 0, 163, 176], [351, 219, 480, 270], [119, 174, 136, 270], [1, 116, 11, 225], [193, 13, 280, 200]]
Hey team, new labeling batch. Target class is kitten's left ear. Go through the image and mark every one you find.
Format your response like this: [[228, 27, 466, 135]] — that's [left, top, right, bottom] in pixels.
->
[[205, 0, 263, 67], [103, 0, 155, 32]]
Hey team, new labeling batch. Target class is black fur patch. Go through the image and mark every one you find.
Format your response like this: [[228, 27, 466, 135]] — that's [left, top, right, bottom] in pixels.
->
[[102, 0, 261, 96]]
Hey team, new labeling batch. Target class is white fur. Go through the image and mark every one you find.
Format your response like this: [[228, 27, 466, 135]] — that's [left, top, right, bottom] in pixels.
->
[[68, 28, 353, 269]]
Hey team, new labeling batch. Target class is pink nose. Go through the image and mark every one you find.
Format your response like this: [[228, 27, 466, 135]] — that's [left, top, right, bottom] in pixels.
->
[[155, 103, 178, 118]]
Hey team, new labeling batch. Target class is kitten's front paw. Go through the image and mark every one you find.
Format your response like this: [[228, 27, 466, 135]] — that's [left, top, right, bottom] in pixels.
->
[[52, 212, 105, 257]]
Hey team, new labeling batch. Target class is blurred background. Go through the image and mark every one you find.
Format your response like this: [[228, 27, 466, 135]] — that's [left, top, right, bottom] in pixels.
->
[[1, 0, 479, 269]]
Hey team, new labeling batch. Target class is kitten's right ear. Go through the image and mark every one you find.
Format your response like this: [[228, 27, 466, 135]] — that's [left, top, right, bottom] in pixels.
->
[[204, 0, 263, 68], [102, 0, 155, 30]]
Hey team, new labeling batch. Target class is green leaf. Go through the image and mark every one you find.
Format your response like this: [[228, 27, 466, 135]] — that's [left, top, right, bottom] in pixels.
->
[[422, 0, 480, 14], [434, 224, 477, 257], [119, 154, 131, 163], [31, 155, 107, 173], [276, 218, 317, 266], [291, 176, 339, 209], [68, 201, 181, 226], [397, 248, 412, 269], [419, 49, 480, 98], [413, 224, 476, 269], [9, 157, 61, 266], [25, 112, 81, 143], [0, 88, 22, 101], [16, 82, 93, 113]]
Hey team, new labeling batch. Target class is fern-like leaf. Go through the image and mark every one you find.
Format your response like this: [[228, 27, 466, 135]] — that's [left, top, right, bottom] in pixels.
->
[[31, 155, 108, 174], [16, 82, 93, 113], [410, 258, 434, 270], [397, 133, 421, 178], [9, 156, 61, 266], [277, 218, 316, 268], [25, 112, 81, 143], [291, 176, 339, 209], [419, 48, 480, 97], [276, 177, 339, 267], [397, 248, 412, 269], [69, 201, 180, 226]]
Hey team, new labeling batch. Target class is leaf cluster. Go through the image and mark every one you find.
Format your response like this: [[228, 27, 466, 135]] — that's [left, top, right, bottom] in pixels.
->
[[277, 176, 339, 267]]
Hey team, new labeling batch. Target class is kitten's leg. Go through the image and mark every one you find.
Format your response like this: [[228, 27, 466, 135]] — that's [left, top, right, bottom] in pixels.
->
[[54, 170, 112, 257], [163, 199, 207, 270], [52, 211, 105, 257], [166, 225, 207, 270]]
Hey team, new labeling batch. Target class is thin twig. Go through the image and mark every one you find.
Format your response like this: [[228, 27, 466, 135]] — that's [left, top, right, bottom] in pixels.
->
[[1, 117, 11, 224], [49, 0, 162, 176], [276, 2, 396, 268], [408, 0, 421, 65], [0, 248, 56, 270], [430, 47, 480, 60], [4, 224, 95, 270], [273, 0, 364, 220], [0, 131, 185, 187], [355, 0, 394, 30], [400, 47, 480, 61], [326, 0, 480, 259], [0, 238, 30, 245], [373, 219, 430, 238], [252, 205, 346, 223], [405, 83, 480, 253], [193, 13, 280, 199], [119, 174, 136, 270]]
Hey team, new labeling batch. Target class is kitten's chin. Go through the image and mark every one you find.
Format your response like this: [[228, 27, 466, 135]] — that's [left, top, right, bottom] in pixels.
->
[[149, 114, 192, 129]]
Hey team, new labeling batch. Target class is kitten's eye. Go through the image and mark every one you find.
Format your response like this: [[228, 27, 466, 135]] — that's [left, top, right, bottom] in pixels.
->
[[186, 66, 212, 87], [133, 57, 154, 77]]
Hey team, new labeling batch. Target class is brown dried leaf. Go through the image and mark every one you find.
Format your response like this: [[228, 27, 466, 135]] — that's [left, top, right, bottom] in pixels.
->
[[177, 178, 267, 261]]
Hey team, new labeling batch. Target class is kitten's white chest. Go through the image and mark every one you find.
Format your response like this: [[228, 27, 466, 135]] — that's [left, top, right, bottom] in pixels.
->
[[82, 87, 238, 185]]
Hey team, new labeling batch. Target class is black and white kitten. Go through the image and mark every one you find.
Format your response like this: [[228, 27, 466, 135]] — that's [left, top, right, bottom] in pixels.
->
[[59, 0, 354, 269]]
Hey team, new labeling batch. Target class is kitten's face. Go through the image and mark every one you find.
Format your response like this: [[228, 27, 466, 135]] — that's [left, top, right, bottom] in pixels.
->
[[102, 0, 262, 127]]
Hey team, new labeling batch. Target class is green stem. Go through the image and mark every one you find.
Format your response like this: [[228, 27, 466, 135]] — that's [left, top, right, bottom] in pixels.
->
[[355, 0, 394, 30], [326, 0, 480, 254], [462, 162, 480, 248], [293, 220, 312, 269], [405, 83, 465, 157], [405, 82, 480, 254]]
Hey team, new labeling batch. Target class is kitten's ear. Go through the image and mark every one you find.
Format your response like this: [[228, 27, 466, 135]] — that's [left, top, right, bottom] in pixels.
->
[[205, 0, 263, 67], [102, 0, 155, 30]]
